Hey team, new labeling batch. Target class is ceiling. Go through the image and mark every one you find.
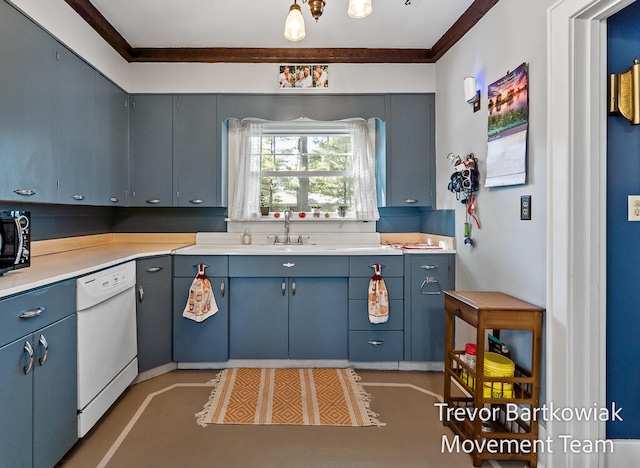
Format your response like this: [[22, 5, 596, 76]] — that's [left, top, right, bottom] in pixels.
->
[[63, 0, 499, 63]]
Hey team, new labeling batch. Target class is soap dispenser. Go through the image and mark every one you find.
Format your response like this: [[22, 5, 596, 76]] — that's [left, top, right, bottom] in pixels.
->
[[241, 230, 252, 245]]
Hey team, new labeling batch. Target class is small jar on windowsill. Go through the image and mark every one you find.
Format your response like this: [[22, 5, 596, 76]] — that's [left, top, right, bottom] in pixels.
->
[[260, 206, 270, 216]]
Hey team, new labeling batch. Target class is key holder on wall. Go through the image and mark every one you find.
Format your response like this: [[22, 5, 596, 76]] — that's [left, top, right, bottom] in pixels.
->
[[447, 153, 481, 247]]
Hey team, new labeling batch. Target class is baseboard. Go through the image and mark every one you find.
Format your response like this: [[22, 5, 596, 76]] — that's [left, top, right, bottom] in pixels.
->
[[606, 440, 640, 466], [134, 362, 178, 383], [176, 360, 443, 371]]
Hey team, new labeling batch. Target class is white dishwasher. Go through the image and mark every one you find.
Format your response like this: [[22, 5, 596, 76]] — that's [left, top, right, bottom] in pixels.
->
[[76, 261, 138, 437]]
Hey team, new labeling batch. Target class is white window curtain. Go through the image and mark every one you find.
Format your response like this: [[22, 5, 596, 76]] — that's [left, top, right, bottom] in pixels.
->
[[229, 120, 263, 220], [350, 121, 380, 221]]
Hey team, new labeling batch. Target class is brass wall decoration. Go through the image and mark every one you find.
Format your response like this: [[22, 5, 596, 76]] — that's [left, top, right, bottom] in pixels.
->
[[609, 58, 640, 124]]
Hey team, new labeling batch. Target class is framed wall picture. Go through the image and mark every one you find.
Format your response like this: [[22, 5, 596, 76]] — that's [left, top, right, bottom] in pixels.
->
[[278, 64, 329, 89]]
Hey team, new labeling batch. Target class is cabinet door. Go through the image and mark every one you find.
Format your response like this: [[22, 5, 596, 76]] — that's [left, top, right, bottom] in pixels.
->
[[136, 257, 172, 372], [173, 95, 219, 207], [0, 0, 56, 202], [173, 277, 229, 362], [0, 337, 33, 468], [33, 315, 78, 468], [95, 75, 128, 206], [289, 277, 348, 359], [229, 277, 288, 359], [55, 45, 97, 205], [409, 255, 454, 361], [386, 94, 435, 207], [130, 94, 173, 206]]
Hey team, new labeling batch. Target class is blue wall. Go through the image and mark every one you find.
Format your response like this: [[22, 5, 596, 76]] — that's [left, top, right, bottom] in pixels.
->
[[607, 2, 640, 439]]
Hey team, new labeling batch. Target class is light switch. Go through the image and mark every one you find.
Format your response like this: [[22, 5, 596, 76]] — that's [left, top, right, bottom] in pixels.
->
[[628, 195, 640, 221]]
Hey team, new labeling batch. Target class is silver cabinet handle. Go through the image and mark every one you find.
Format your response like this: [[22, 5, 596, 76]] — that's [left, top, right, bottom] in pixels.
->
[[145, 266, 163, 273], [19, 307, 45, 319], [109, 197, 119, 203], [368, 340, 385, 346], [71, 194, 85, 200], [421, 265, 438, 270], [369, 264, 385, 269], [221, 280, 225, 297], [281, 279, 286, 296], [38, 335, 49, 366], [420, 277, 442, 295], [291, 279, 296, 296], [14, 189, 36, 196], [138, 284, 144, 302], [283, 262, 295, 268], [146, 199, 161, 204], [189, 199, 204, 204], [404, 198, 419, 204], [23, 341, 34, 375]]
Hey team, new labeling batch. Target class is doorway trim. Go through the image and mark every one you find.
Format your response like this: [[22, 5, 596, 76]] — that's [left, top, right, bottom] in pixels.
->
[[548, 0, 637, 466]]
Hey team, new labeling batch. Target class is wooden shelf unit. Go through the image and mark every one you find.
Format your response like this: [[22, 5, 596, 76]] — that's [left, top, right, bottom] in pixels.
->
[[443, 291, 544, 468]]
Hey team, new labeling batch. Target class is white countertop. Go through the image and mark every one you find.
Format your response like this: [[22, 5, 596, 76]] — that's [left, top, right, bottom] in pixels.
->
[[0, 243, 186, 299], [0, 232, 455, 299]]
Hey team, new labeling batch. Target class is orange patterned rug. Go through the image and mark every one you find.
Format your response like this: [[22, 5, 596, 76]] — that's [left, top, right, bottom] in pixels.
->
[[196, 368, 383, 427]]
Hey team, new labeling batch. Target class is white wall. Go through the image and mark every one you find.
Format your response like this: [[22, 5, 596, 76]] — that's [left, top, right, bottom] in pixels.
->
[[435, 0, 553, 308]]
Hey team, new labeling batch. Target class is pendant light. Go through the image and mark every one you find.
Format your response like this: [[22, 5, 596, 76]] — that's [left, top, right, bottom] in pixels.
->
[[348, 0, 373, 19], [307, 0, 326, 22], [284, 1, 306, 42]]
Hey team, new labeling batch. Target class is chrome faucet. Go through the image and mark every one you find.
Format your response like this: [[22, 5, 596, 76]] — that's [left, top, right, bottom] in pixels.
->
[[284, 208, 292, 244], [272, 208, 304, 245]]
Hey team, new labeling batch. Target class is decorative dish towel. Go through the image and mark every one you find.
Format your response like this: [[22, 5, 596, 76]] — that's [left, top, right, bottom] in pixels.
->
[[368, 263, 389, 324], [183, 263, 218, 322]]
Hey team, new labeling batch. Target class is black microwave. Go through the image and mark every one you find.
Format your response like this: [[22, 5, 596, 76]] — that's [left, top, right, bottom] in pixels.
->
[[0, 211, 30, 275]]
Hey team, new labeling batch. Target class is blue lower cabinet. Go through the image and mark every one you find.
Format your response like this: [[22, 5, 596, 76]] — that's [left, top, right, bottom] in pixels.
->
[[229, 277, 289, 359], [229, 277, 348, 360], [33, 315, 78, 468], [0, 280, 77, 468], [349, 331, 404, 361], [173, 277, 229, 362], [0, 337, 33, 467], [407, 254, 455, 361]]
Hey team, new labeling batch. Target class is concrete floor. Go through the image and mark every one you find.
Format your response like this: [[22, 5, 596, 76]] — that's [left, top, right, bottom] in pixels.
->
[[59, 369, 530, 468]]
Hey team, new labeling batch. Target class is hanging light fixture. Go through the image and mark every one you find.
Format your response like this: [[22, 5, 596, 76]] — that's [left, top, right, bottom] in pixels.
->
[[284, 1, 306, 42], [285, 0, 375, 42], [348, 0, 373, 19], [307, 0, 326, 22]]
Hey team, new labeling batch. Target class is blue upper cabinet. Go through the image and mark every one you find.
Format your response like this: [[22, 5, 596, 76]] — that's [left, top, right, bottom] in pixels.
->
[[383, 94, 435, 207], [95, 75, 129, 206], [0, 0, 57, 202], [129, 94, 174, 206], [129, 94, 222, 207], [54, 45, 98, 205], [173, 94, 220, 207]]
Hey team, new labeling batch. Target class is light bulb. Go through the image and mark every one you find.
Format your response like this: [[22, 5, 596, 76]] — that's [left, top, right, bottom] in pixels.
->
[[348, 0, 373, 19], [284, 3, 306, 42]]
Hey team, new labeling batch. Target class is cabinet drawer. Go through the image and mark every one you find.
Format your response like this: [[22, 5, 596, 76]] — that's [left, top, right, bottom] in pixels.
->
[[136, 256, 172, 281], [349, 255, 404, 277], [229, 256, 349, 277], [349, 299, 403, 330], [173, 255, 228, 278], [349, 331, 404, 361], [349, 277, 403, 300], [0, 280, 75, 347]]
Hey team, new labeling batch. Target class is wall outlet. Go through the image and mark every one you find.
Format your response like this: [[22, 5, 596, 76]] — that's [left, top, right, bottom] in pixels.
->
[[521, 195, 532, 220], [629, 195, 640, 221]]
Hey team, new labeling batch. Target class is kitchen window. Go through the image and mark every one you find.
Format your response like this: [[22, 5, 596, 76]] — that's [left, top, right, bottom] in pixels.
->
[[229, 118, 379, 221]]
